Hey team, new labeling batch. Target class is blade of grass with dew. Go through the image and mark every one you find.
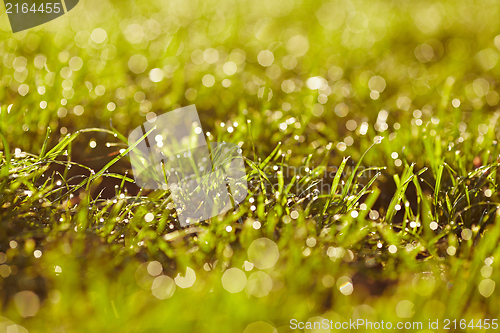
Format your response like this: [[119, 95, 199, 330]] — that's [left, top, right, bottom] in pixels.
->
[[51, 127, 156, 203], [345, 172, 381, 211], [258, 142, 281, 169], [322, 156, 349, 216], [341, 139, 381, 199], [386, 163, 415, 223]]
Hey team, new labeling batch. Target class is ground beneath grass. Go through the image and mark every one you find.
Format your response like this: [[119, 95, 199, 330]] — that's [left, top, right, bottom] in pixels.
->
[[1, 0, 500, 332]]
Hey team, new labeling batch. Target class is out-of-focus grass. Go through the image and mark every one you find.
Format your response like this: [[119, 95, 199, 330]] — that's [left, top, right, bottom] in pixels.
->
[[1, 0, 500, 332]]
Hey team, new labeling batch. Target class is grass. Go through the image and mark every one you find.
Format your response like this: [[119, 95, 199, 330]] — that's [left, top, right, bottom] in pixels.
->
[[1, 0, 500, 331]]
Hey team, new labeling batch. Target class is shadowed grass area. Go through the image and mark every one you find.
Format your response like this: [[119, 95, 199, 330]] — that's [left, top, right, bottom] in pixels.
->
[[1, 0, 500, 332]]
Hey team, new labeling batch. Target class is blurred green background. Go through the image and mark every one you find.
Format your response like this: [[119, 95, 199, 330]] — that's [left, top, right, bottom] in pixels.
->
[[0, 0, 500, 332]]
